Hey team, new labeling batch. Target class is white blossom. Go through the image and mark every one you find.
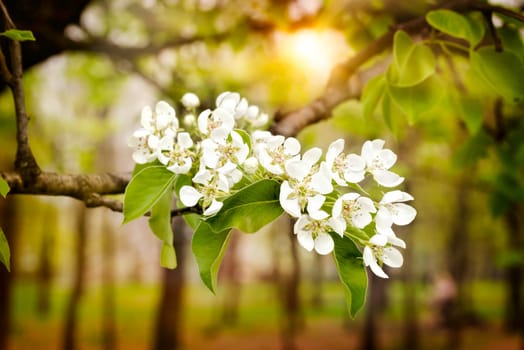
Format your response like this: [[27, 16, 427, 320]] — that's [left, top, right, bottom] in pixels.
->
[[361, 139, 404, 187], [376, 190, 417, 236], [279, 148, 333, 219], [197, 108, 235, 139], [331, 192, 376, 231], [363, 234, 405, 278], [257, 134, 301, 175], [326, 139, 366, 185], [157, 132, 194, 174], [294, 214, 344, 255]]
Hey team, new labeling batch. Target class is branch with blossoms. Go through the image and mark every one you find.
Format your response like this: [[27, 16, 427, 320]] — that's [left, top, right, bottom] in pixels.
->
[[123, 91, 417, 315]]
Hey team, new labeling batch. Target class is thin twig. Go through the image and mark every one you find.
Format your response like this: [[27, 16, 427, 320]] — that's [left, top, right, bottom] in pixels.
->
[[0, 0, 41, 180]]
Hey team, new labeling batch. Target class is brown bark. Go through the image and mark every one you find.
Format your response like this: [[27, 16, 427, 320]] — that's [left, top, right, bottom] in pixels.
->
[[62, 204, 88, 350], [36, 203, 54, 317], [152, 215, 189, 350], [0, 196, 16, 350], [504, 205, 523, 334]]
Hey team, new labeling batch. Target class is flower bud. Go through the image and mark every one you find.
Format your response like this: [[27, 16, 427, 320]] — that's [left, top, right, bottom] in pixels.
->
[[181, 92, 200, 108], [243, 157, 259, 174]]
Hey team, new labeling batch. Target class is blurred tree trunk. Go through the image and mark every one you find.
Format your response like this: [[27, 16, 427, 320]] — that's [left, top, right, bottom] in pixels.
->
[[219, 229, 241, 326], [62, 204, 88, 350], [270, 216, 303, 350], [360, 273, 388, 350], [101, 214, 116, 350], [279, 216, 303, 350], [311, 253, 324, 310], [152, 215, 189, 350], [0, 196, 16, 350], [504, 205, 523, 335], [36, 203, 55, 317], [401, 227, 418, 350], [445, 178, 471, 350]]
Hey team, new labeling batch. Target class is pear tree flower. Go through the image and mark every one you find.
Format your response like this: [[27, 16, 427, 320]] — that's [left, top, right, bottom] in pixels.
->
[[363, 234, 406, 278], [216, 91, 249, 120], [279, 148, 333, 219], [331, 192, 376, 231], [294, 214, 345, 255], [179, 164, 234, 216], [128, 128, 158, 164], [200, 130, 249, 170], [141, 100, 178, 132], [326, 139, 366, 185], [128, 101, 178, 164], [156, 132, 195, 174], [197, 107, 235, 139], [375, 190, 417, 236], [257, 134, 301, 175], [361, 139, 404, 187]]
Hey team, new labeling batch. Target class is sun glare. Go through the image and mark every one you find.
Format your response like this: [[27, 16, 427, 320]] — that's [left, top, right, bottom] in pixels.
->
[[275, 28, 351, 81]]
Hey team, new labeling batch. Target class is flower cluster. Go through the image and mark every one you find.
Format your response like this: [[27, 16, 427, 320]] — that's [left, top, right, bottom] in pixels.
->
[[129, 92, 416, 278]]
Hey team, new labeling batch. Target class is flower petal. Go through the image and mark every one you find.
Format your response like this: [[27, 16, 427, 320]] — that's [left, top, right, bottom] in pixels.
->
[[314, 233, 334, 255], [204, 200, 223, 216], [326, 139, 344, 164], [297, 231, 314, 252], [383, 247, 403, 268], [372, 170, 404, 187], [392, 203, 417, 225], [179, 186, 202, 207]]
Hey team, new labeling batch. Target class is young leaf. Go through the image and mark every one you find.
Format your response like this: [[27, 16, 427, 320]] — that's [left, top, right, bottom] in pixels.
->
[[203, 179, 283, 234], [387, 75, 443, 124], [192, 222, 231, 293], [1, 29, 35, 42], [148, 189, 179, 269], [123, 166, 176, 223], [455, 96, 484, 134], [426, 9, 483, 47], [470, 47, 524, 103], [330, 233, 367, 317], [388, 30, 435, 87], [160, 243, 177, 269], [0, 177, 9, 198], [0, 228, 10, 272], [362, 74, 386, 119]]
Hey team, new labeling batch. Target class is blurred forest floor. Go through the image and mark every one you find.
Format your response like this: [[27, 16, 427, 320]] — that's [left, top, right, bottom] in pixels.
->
[[7, 280, 521, 350]]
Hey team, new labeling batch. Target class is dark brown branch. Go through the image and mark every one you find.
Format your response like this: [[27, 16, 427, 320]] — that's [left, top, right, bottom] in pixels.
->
[[0, 0, 40, 180]]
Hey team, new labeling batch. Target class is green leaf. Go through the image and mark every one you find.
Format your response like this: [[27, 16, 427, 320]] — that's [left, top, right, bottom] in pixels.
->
[[381, 91, 408, 139], [455, 96, 484, 134], [362, 74, 386, 119], [192, 223, 231, 292], [388, 30, 435, 87], [148, 189, 173, 244], [330, 233, 367, 318], [123, 166, 176, 223], [0, 177, 9, 198], [204, 179, 283, 234], [387, 75, 443, 124], [426, 9, 484, 47], [160, 243, 177, 269], [470, 47, 524, 103], [0, 29, 35, 42], [0, 228, 10, 272]]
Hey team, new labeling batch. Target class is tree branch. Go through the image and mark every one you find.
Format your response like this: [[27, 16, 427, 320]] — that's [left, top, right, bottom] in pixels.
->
[[1, 170, 130, 207], [0, 0, 40, 180]]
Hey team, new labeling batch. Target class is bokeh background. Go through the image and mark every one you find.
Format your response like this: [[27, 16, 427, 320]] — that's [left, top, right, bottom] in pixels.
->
[[0, 0, 523, 349]]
